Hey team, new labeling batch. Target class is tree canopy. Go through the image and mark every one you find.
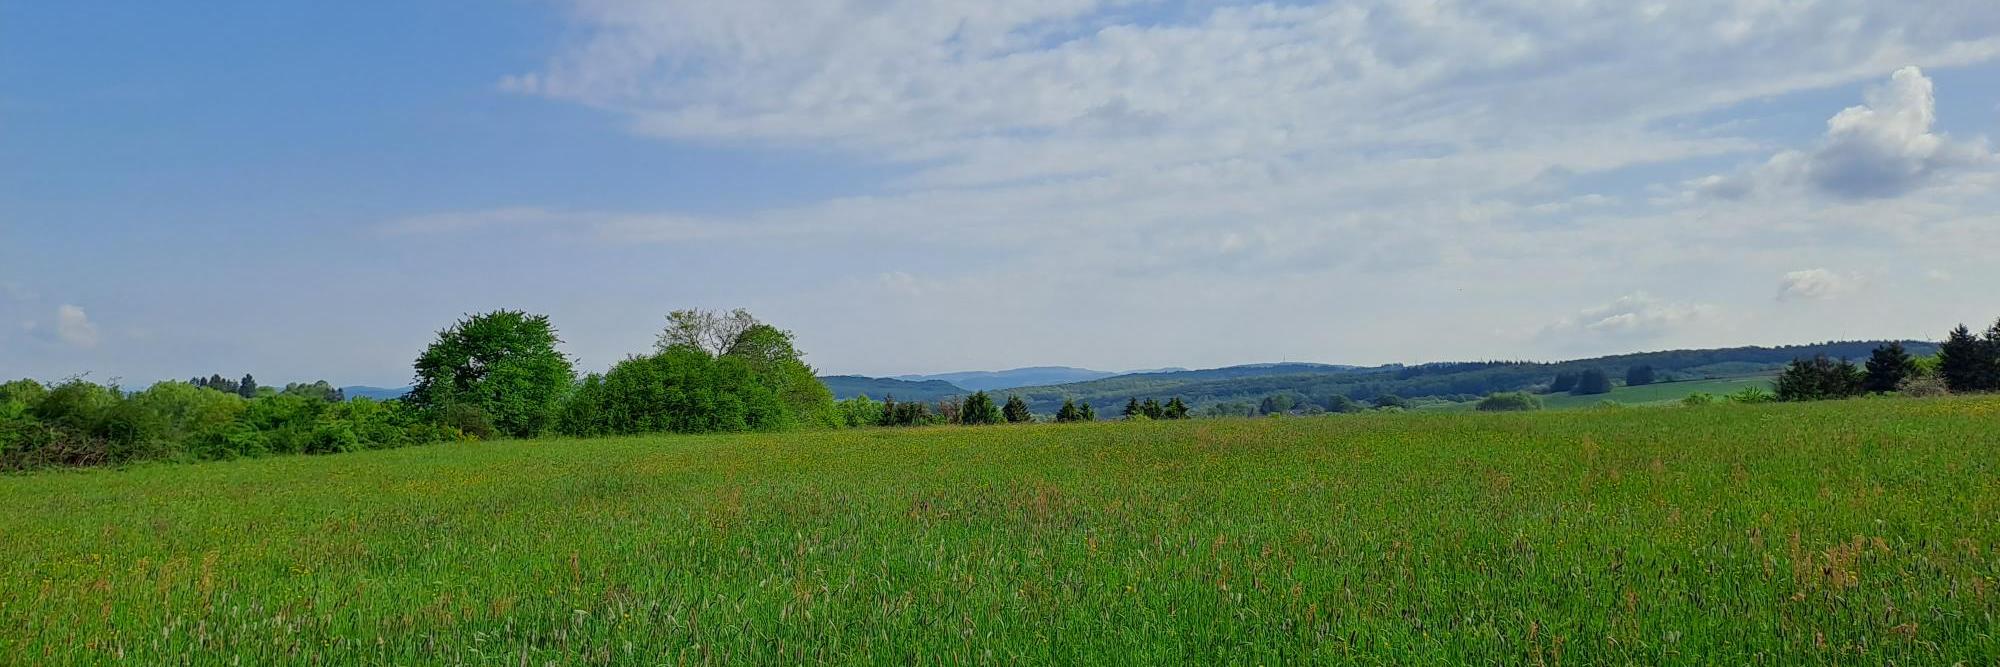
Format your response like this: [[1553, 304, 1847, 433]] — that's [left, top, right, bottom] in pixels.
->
[[408, 310, 576, 438]]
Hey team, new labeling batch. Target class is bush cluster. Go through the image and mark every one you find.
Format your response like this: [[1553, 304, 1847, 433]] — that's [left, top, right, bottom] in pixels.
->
[[0, 379, 462, 471]]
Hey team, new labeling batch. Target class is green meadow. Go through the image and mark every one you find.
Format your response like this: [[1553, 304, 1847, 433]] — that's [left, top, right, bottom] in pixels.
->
[[1534, 375, 1780, 409], [3, 398, 1998, 664]]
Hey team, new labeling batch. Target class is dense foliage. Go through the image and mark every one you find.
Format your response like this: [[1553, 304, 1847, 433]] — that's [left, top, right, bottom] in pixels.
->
[[1570, 368, 1613, 396], [0, 378, 461, 471], [1475, 391, 1543, 411], [1774, 355, 1866, 402], [556, 314, 839, 437], [1937, 323, 2000, 393], [408, 310, 576, 438]]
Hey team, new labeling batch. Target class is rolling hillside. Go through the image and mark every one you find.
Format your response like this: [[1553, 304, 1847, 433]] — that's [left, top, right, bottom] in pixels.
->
[[819, 375, 965, 402], [940, 340, 1936, 414]]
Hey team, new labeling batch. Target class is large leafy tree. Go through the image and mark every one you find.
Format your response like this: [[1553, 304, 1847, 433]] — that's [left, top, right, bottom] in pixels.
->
[[1863, 342, 1916, 393], [409, 310, 576, 438], [657, 308, 759, 356], [1624, 365, 1656, 387], [724, 323, 839, 429]]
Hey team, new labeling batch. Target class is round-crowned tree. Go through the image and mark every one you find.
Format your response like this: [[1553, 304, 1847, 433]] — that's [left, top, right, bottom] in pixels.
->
[[408, 310, 575, 438]]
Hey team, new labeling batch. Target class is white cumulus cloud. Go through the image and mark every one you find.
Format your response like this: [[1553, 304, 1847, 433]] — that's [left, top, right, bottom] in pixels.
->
[[55, 304, 99, 349], [1694, 67, 1995, 200]]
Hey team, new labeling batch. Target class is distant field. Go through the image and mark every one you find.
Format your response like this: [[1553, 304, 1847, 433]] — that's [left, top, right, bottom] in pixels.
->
[[3, 399, 1998, 663], [1538, 374, 1778, 409]]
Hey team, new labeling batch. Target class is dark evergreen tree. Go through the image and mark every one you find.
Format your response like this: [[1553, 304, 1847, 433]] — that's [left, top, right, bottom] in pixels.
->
[[1937, 324, 1996, 392], [237, 374, 259, 399], [1054, 399, 1083, 423], [960, 391, 1001, 425], [1775, 355, 1866, 401], [1163, 397, 1190, 420], [1863, 342, 1916, 393], [1122, 398, 1142, 418], [1570, 369, 1612, 396], [1079, 401, 1096, 421], [1140, 398, 1164, 420], [1001, 394, 1032, 423], [1624, 365, 1656, 387]]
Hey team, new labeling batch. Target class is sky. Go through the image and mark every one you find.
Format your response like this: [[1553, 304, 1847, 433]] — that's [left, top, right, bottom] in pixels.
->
[[4, 1, 2000, 387]]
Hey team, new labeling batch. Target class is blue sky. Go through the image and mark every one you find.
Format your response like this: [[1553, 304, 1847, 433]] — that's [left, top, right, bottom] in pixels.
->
[[5, 1, 2000, 388]]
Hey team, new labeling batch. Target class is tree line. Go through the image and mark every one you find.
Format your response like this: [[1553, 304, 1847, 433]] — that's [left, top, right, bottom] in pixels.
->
[[1, 375, 459, 471], [1768, 319, 2000, 402]]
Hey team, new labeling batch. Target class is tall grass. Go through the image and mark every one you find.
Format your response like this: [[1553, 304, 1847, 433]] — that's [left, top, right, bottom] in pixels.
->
[[2, 398, 1996, 663]]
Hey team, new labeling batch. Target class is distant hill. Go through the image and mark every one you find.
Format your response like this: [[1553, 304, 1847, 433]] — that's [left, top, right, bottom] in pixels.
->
[[341, 386, 410, 401], [996, 341, 1937, 415], [892, 367, 1123, 392], [819, 376, 965, 403]]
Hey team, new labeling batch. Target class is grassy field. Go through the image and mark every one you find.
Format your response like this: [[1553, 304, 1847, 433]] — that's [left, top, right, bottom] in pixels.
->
[[1537, 375, 1778, 409], [3, 399, 1998, 664]]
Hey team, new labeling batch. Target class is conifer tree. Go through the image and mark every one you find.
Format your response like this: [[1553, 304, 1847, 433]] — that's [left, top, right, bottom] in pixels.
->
[[960, 391, 1001, 425], [1054, 399, 1083, 423], [1002, 394, 1032, 423], [1937, 324, 1996, 392], [1863, 342, 1916, 393]]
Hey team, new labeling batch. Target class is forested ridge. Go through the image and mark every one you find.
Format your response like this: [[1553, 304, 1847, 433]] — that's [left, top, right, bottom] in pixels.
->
[[3, 302, 1991, 472]]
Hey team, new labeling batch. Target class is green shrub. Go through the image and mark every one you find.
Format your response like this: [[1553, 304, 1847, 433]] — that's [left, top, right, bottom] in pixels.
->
[[1475, 392, 1542, 412], [1727, 387, 1776, 404]]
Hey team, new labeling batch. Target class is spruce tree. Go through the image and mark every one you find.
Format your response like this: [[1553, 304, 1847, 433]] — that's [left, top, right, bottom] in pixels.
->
[[1937, 325, 1993, 392], [1163, 397, 1190, 420], [1776, 355, 1866, 401], [238, 374, 259, 399], [1079, 402, 1096, 421], [1140, 398, 1164, 420], [1002, 394, 1032, 423], [1054, 399, 1082, 423], [960, 391, 1001, 425], [1122, 398, 1142, 418], [1863, 342, 1916, 393]]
